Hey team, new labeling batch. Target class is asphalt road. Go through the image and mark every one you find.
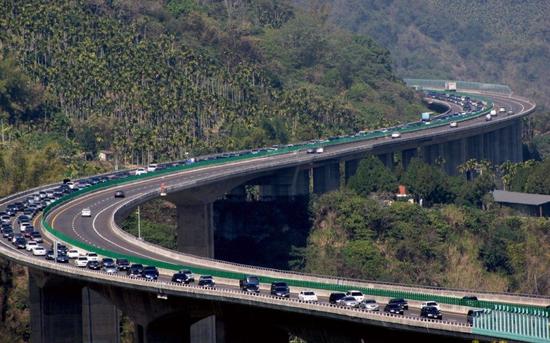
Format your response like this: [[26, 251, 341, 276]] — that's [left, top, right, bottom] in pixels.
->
[[0, 93, 535, 327]]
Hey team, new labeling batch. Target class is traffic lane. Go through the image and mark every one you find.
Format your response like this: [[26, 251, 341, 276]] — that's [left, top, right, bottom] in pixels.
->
[[47, 96, 531, 274]]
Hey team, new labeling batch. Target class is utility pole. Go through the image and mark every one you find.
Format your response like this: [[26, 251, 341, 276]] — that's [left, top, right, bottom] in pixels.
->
[[137, 206, 142, 240]]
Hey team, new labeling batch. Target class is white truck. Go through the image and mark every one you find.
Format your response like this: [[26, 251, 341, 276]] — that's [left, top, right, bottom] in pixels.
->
[[445, 82, 457, 92]]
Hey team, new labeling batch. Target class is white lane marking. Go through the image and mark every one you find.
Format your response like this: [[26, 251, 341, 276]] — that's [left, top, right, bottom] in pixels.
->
[[91, 194, 164, 260]]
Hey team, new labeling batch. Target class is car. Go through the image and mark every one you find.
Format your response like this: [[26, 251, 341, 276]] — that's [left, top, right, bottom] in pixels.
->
[[298, 291, 318, 302], [462, 295, 478, 301], [67, 249, 80, 259], [2, 228, 13, 238], [0, 215, 10, 224], [421, 301, 441, 311], [147, 164, 158, 172], [116, 259, 130, 271], [101, 258, 116, 268], [142, 266, 159, 280], [56, 254, 70, 263], [391, 132, 401, 139], [337, 296, 360, 307], [114, 190, 125, 198], [127, 264, 144, 277], [358, 299, 379, 311], [81, 208, 91, 217], [75, 256, 89, 267], [178, 269, 195, 282], [388, 298, 408, 310], [25, 240, 39, 251], [45, 250, 56, 260], [19, 222, 32, 233], [485, 114, 492, 121], [239, 275, 260, 293], [421, 306, 442, 320], [270, 282, 290, 298], [86, 252, 99, 262], [14, 237, 27, 249], [57, 244, 68, 254], [329, 292, 347, 304], [384, 303, 404, 315], [467, 309, 486, 324], [32, 246, 47, 256], [103, 264, 118, 274], [346, 290, 365, 302], [30, 231, 43, 243], [171, 272, 193, 284], [198, 275, 215, 287], [87, 260, 101, 270], [449, 121, 458, 128], [306, 148, 315, 154], [135, 168, 147, 176]]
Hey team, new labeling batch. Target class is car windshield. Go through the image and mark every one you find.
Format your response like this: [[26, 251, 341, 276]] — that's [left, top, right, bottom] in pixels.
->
[[364, 300, 376, 304], [247, 276, 259, 284], [427, 302, 437, 306], [351, 292, 362, 296], [275, 287, 287, 292], [304, 292, 315, 296], [201, 276, 213, 280]]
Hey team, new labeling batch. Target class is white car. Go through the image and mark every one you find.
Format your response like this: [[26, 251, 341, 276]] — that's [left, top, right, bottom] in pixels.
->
[[19, 222, 32, 233], [25, 241, 39, 251], [135, 168, 147, 176], [67, 249, 80, 259], [86, 252, 99, 262], [346, 290, 365, 302], [147, 164, 158, 172], [298, 291, 318, 302], [421, 301, 441, 311], [391, 132, 401, 139], [0, 215, 10, 224], [32, 246, 47, 256], [449, 121, 458, 128], [81, 208, 91, 217], [75, 256, 89, 267]]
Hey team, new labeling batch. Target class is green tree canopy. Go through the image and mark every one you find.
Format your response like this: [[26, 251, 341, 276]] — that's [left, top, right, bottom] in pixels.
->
[[348, 155, 397, 196]]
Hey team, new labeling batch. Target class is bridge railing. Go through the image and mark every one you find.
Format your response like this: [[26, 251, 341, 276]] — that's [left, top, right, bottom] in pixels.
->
[[404, 79, 512, 95], [473, 310, 550, 343]]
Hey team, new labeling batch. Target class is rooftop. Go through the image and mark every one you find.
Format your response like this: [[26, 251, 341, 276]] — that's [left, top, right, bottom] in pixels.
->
[[492, 190, 550, 206]]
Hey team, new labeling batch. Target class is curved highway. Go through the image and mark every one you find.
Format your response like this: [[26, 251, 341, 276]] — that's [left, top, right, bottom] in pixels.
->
[[0, 89, 545, 341]]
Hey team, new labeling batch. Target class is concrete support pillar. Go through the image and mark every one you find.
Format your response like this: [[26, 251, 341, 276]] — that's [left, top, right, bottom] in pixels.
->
[[344, 159, 360, 184], [82, 288, 120, 343], [258, 168, 310, 199], [313, 163, 340, 194], [512, 119, 523, 162], [190, 316, 225, 343], [176, 203, 214, 257], [144, 316, 191, 343], [401, 148, 417, 170], [442, 140, 464, 175], [30, 272, 84, 343], [377, 153, 393, 169]]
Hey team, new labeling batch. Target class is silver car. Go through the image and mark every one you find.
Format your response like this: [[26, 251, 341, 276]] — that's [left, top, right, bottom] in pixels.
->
[[337, 296, 360, 307], [358, 299, 379, 311]]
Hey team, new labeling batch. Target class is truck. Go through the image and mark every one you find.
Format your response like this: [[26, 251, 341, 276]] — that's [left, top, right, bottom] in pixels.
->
[[445, 82, 457, 92], [239, 275, 260, 293], [421, 112, 432, 122]]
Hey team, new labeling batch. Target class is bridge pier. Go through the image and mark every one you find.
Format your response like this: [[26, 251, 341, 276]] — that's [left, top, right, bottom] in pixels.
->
[[313, 163, 340, 194], [175, 202, 215, 258], [344, 159, 360, 184], [29, 271, 120, 343], [401, 148, 418, 170], [377, 153, 393, 169]]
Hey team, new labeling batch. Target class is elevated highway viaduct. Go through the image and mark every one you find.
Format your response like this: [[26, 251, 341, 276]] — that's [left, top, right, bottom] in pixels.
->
[[0, 88, 546, 343]]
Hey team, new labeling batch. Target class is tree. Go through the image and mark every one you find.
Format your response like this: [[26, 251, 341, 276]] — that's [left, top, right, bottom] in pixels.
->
[[401, 158, 454, 205], [348, 155, 397, 196], [342, 240, 385, 279]]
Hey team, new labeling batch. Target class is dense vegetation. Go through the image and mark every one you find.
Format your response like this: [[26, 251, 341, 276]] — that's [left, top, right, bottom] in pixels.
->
[[302, 157, 550, 294], [0, 1, 426, 341], [315, 0, 550, 154]]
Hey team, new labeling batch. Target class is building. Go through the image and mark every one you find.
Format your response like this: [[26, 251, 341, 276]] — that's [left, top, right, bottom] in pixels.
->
[[492, 190, 550, 217]]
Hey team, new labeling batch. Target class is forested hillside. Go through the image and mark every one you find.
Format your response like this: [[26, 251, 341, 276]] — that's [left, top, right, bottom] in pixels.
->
[[320, 0, 549, 104], [0, 1, 425, 341], [0, 0, 423, 171]]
